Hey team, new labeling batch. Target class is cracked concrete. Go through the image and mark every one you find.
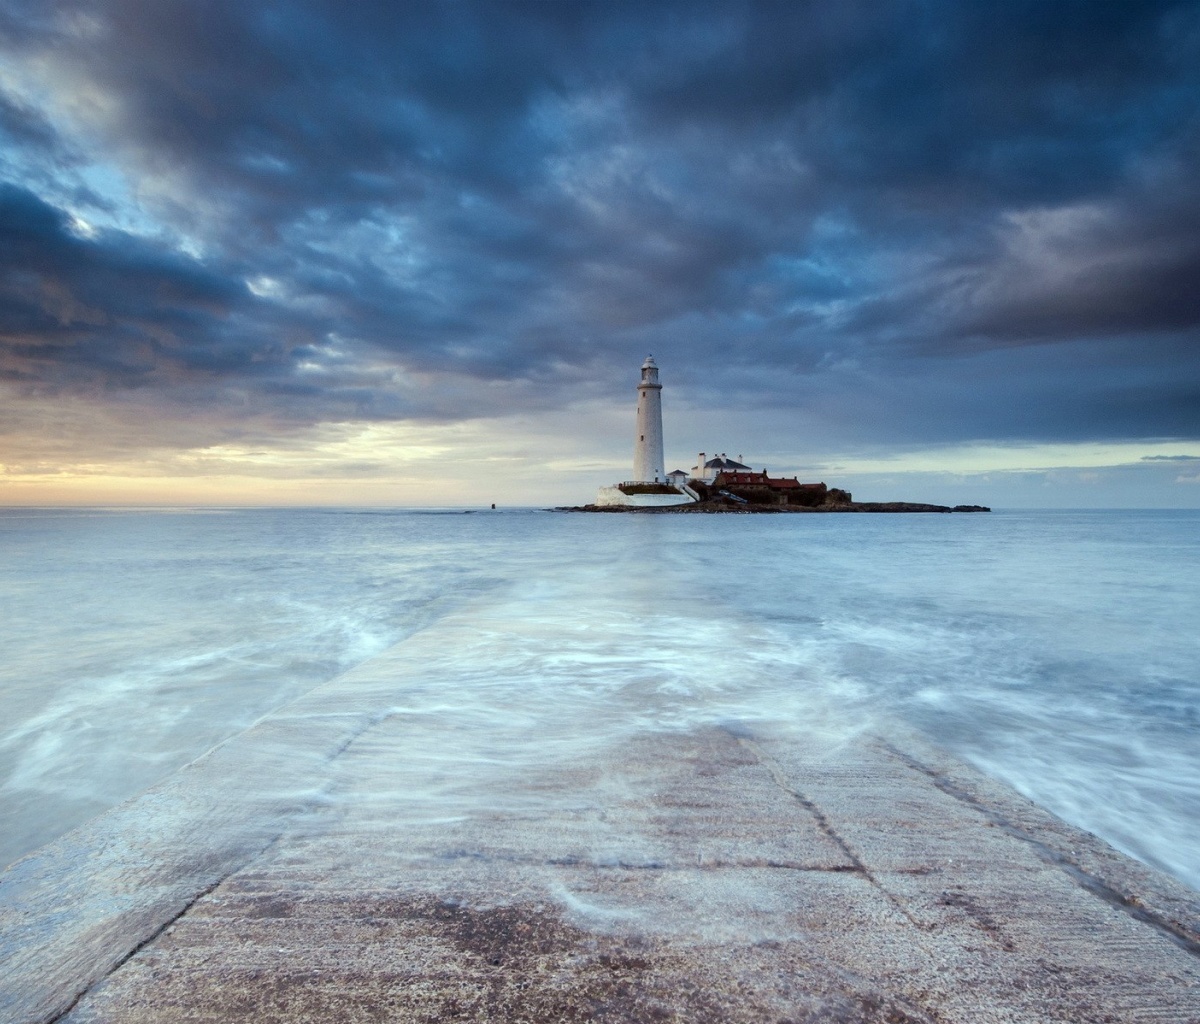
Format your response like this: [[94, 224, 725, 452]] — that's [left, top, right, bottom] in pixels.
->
[[2, 708, 1196, 1024], [1, 609, 1198, 1024]]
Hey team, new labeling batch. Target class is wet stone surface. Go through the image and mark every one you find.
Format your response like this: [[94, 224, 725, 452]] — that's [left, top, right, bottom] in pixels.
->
[[69, 895, 938, 1024], [3, 681, 1197, 1024]]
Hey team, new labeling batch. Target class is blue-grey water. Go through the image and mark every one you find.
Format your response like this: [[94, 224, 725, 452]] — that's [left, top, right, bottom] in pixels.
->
[[0, 507, 1197, 891]]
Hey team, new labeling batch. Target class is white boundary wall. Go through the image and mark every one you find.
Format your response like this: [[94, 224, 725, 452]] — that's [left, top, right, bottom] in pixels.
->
[[596, 487, 693, 507]]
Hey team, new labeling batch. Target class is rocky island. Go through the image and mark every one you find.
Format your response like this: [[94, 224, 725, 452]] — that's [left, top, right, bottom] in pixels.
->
[[559, 496, 992, 514], [561, 479, 990, 514], [590, 357, 988, 514]]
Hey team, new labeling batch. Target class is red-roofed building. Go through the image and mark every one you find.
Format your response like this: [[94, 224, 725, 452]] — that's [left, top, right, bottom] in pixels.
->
[[712, 471, 833, 506]]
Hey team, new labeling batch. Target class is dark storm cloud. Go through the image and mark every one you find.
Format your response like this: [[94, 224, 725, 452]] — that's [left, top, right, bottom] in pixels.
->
[[0, 183, 302, 384], [1, 185, 228, 363], [1, 0, 1198, 444], [0, 90, 57, 154]]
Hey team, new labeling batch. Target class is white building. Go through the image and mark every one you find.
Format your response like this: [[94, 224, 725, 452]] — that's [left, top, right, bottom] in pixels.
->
[[689, 452, 753, 484], [632, 355, 666, 483], [596, 356, 694, 507]]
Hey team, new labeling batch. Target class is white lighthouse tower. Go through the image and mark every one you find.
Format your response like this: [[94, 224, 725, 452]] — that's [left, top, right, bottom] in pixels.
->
[[632, 355, 666, 483], [595, 354, 693, 506]]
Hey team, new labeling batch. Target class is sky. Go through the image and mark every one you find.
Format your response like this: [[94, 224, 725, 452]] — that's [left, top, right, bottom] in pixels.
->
[[1, 0, 1198, 507]]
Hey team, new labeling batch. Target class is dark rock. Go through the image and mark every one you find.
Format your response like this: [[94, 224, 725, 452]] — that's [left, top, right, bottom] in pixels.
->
[[554, 500, 990, 515], [849, 503, 953, 513]]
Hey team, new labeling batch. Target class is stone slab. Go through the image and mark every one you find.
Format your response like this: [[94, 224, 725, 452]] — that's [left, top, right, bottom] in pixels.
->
[[1, 624, 1197, 1023]]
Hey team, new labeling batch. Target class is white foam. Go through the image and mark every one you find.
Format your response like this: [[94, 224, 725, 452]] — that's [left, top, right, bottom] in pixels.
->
[[1, 508, 1197, 890]]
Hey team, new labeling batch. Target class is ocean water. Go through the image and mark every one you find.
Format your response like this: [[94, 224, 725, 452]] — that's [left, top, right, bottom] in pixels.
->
[[0, 506, 1197, 892]]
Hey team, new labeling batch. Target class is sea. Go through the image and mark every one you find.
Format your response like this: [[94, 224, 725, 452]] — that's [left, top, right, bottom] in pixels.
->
[[0, 506, 1197, 892]]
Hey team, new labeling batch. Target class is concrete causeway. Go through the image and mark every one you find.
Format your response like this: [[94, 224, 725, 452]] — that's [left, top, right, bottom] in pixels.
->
[[2, 643, 1199, 1023]]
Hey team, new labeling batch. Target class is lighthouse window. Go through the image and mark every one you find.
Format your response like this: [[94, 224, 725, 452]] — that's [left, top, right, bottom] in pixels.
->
[[640, 435, 644, 441]]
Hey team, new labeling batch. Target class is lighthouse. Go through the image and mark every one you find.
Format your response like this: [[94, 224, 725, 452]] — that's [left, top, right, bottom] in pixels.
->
[[594, 354, 692, 506], [632, 355, 666, 483]]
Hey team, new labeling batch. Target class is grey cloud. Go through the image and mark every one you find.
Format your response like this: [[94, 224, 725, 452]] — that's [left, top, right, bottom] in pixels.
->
[[0, 183, 285, 385], [0, 0, 1198, 453]]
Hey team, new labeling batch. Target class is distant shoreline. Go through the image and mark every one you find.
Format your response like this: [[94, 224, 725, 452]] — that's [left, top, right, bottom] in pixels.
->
[[554, 500, 991, 514]]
